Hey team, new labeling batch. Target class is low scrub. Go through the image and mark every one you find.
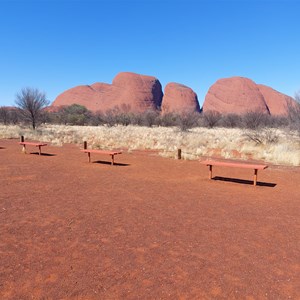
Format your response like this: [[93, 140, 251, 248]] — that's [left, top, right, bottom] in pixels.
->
[[1, 124, 299, 166]]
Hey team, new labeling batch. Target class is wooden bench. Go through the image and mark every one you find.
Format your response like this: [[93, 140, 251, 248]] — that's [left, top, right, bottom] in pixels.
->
[[19, 142, 48, 155], [200, 160, 268, 186], [81, 149, 122, 165]]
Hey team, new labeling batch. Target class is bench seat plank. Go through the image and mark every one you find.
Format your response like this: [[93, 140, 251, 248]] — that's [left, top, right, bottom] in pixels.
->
[[19, 142, 48, 147], [19, 142, 48, 155], [200, 160, 268, 186], [201, 160, 268, 170], [81, 149, 122, 165], [81, 149, 122, 155]]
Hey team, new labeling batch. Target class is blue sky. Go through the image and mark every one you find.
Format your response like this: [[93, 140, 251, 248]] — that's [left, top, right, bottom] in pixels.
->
[[0, 0, 299, 107]]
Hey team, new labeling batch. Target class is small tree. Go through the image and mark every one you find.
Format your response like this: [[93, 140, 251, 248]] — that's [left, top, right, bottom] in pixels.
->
[[56, 104, 91, 125], [242, 111, 268, 129], [15, 87, 49, 129], [0, 107, 10, 125], [202, 110, 221, 128], [287, 91, 300, 136]]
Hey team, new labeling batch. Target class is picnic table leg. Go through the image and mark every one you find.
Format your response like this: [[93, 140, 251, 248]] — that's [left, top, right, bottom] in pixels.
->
[[88, 152, 91, 163], [254, 169, 258, 186], [209, 165, 212, 179]]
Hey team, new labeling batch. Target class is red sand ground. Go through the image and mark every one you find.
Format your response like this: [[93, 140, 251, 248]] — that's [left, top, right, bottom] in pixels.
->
[[0, 139, 299, 299]]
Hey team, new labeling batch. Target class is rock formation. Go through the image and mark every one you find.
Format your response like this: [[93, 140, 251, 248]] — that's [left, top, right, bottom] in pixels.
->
[[202, 77, 269, 114], [257, 84, 295, 116], [52, 72, 295, 116], [161, 82, 200, 114], [52, 72, 163, 113], [202, 76, 295, 116]]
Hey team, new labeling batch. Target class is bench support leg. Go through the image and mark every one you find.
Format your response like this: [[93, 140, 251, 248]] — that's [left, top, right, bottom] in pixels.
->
[[22, 145, 26, 154], [209, 165, 212, 179], [88, 152, 91, 163], [254, 169, 258, 186], [111, 155, 114, 165], [38, 146, 42, 155]]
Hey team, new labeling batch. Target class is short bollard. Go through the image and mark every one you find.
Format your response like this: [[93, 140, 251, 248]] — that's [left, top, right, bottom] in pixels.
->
[[177, 148, 182, 160]]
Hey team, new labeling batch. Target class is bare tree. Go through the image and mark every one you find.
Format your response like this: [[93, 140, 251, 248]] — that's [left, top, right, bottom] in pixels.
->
[[201, 110, 221, 128], [286, 91, 300, 136], [0, 107, 10, 125], [15, 87, 49, 129]]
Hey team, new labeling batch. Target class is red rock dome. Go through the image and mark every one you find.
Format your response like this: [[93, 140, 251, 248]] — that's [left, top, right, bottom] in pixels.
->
[[257, 84, 295, 116], [161, 82, 200, 114], [52, 72, 163, 113], [202, 77, 269, 114]]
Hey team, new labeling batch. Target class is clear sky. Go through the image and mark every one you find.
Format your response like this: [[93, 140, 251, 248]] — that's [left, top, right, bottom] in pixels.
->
[[0, 0, 299, 107]]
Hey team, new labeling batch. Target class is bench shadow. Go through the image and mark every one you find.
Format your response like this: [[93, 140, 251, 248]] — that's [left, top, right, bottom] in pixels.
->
[[92, 160, 130, 166], [213, 176, 276, 187], [0, 147, 5, 149], [30, 152, 56, 156]]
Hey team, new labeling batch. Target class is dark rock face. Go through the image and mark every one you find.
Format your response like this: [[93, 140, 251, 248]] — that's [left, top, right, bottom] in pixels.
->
[[161, 83, 200, 114], [52, 72, 163, 113]]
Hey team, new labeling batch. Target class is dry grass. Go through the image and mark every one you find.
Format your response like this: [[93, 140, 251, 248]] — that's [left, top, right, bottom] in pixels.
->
[[1, 124, 299, 166]]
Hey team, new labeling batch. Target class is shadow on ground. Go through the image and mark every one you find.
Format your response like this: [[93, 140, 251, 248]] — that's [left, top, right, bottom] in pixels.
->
[[213, 176, 277, 187], [93, 160, 130, 166], [30, 152, 57, 156]]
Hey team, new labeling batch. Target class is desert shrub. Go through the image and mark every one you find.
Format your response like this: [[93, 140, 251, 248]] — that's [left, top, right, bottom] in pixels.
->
[[102, 107, 132, 126], [241, 111, 270, 129], [0, 107, 10, 125], [39, 109, 51, 124], [266, 115, 289, 128], [8, 109, 20, 124], [201, 111, 221, 128], [115, 112, 135, 126], [158, 113, 180, 127], [0, 107, 21, 125], [54, 104, 92, 125], [89, 111, 105, 126], [243, 128, 279, 145], [140, 110, 160, 127], [177, 112, 201, 131], [219, 113, 242, 128], [287, 95, 300, 136]]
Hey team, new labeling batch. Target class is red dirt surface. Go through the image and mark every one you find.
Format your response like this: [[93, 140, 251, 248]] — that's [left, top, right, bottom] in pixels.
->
[[1, 139, 299, 299]]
